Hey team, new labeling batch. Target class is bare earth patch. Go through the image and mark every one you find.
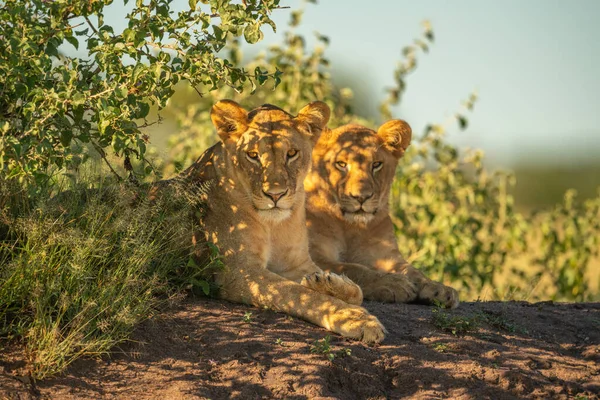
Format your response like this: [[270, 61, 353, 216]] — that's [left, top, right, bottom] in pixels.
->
[[2, 299, 599, 399]]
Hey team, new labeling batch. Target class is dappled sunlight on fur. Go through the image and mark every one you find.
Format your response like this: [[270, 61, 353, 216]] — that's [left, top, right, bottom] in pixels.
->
[[306, 121, 460, 309], [176, 100, 386, 343], [301, 271, 363, 306]]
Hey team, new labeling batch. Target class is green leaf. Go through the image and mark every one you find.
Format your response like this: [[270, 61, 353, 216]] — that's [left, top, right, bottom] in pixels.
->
[[199, 280, 210, 296], [98, 118, 110, 134], [213, 25, 223, 41], [65, 36, 79, 50], [189, 0, 197, 9], [132, 63, 145, 84], [71, 92, 86, 106], [290, 10, 302, 27], [73, 105, 84, 123], [243, 23, 263, 44], [45, 42, 59, 57], [273, 68, 282, 89], [137, 102, 150, 118], [60, 130, 73, 147], [115, 86, 128, 99]]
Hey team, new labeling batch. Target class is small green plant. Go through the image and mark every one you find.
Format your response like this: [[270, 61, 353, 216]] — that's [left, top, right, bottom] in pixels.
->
[[432, 306, 526, 337], [310, 335, 351, 362], [275, 338, 284, 346], [242, 312, 253, 323], [431, 342, 449, 353], [310, 335, 334, 361], [479, 310, 520, 334], [431, 309, 480, 336]]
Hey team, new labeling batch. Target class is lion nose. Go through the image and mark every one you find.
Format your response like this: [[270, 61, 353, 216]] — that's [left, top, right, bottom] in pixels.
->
[[350, 193, 373, 204], [264, 189, 288, 204]]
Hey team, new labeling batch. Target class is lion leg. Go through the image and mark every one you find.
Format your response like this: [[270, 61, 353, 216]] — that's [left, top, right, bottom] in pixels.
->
[[314, 259, 417, 304], [417, 281, 460, 309], [275, 260, 363, 305], [216, 266, 385, 343], [397, 264, 459, 309], [360, 273, 418, 303], [301, 271, 363, 305]]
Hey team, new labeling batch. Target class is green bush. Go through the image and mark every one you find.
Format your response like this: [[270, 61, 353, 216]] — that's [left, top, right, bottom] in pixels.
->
[[0, 177, 216, 379], [0, 0, 282, 185], [0, 0, 280, 379]]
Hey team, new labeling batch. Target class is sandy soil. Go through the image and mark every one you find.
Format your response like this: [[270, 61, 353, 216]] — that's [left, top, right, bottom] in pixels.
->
[[1, 298, 599, 399]]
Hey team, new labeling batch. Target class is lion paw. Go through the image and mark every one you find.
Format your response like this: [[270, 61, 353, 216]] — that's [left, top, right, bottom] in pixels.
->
[[361, 273, 418, 303], [418, 282, 459, 309], [331, 307, 386, 344], [301, 272, 363, 305]]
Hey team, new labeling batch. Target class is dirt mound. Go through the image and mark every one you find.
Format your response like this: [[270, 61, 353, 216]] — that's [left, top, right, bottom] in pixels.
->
[[2, 299, 599, 399]]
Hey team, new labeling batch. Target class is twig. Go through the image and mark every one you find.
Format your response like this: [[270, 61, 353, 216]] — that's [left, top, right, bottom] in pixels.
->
[[91, 140, 123, 182], [84, 16, 100, 36], [137, 119, 161, 129], [209, 5, 289, 18]]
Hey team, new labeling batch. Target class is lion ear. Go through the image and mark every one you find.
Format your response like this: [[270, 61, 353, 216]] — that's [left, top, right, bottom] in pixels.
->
[[210, 100, 248, 143], [295, 101, 331, 144], [377, 119, 412, 158]]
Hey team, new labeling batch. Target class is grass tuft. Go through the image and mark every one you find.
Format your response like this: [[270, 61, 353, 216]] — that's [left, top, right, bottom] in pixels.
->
[[0, 176, 216, 379]]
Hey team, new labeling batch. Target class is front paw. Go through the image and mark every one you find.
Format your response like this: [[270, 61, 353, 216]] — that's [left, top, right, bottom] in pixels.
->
[[330, 307, 387, 344], [418, 282, 459, 309], [362, 273, 418, 303], [301, 271, 363, 305]]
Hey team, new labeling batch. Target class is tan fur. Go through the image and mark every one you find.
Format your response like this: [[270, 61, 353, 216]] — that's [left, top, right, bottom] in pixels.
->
[[305, 121, 459, 308], [182, 100, 386, 343]]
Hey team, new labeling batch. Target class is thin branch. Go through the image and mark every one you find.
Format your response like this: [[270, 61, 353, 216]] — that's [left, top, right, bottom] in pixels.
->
[[68, 22, 85, 30], [209, 5, 289, 18], [91, 140, 123, 182], [137, 119, 161, 129], [88, 87, 114, 99], [84, 15, 100, 36]]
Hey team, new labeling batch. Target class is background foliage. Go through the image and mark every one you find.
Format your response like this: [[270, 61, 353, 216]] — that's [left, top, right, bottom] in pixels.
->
[[0, 0, 282, 185], [162, 7, 600, 302], [1, 0, 599, 379]]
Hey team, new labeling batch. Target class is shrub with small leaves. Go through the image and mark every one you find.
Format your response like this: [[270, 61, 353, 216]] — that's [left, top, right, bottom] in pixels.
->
[[0, 0, 283, 185]]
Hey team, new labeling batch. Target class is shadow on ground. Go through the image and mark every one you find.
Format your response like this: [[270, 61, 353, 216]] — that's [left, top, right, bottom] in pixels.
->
[[1, 299, 599, 399]]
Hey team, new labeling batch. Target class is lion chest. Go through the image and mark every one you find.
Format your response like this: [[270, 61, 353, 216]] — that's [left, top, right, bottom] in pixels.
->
[[266, 223, 309, 273]]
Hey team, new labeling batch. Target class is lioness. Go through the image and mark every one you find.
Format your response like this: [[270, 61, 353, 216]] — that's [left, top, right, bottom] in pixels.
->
[[305, 121, 459, 308], [181, 100, 386, 343]]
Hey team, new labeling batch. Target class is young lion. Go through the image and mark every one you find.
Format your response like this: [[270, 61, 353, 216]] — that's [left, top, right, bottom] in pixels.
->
[[180, 100, 386, 343], [305, 121, 459, 308]]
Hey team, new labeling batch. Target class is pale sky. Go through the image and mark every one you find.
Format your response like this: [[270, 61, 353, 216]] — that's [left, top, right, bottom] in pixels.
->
[[101, 0, 600, 166]]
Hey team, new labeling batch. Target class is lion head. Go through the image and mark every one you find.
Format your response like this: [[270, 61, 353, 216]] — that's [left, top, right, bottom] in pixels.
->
[[306, 120, 411, 226], [211, 100, 330, 223]]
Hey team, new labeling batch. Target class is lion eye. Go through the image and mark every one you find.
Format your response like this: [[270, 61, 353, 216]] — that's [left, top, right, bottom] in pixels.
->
[[246, 151, 259, 161], [287, 149, 299, 159], [372, 161, 383, 171], [335, 161, 347, 170]]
